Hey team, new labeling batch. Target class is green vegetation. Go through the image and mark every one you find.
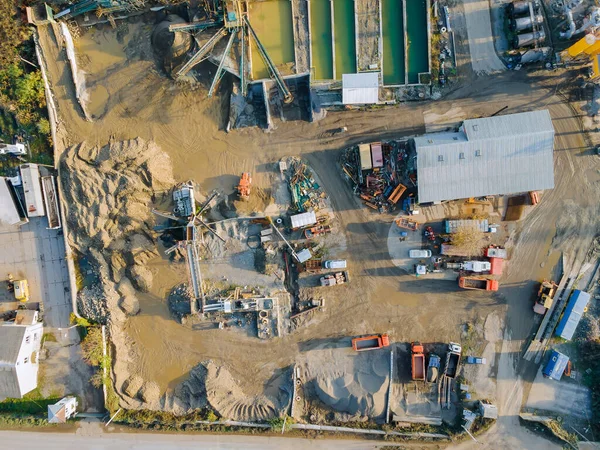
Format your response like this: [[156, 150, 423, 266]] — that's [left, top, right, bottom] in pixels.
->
[[0, 413, 53, 428], [0, 390, 60, 415], [0, 0, 52, 176]]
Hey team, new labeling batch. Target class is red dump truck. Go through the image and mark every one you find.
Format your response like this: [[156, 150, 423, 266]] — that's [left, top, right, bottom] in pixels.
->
[[352, 334, 390, 352], [411, 342, 425, 380], [459, 276, 499, 291]]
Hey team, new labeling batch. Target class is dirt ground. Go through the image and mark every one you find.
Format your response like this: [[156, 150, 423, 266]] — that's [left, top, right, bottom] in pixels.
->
[[34, 6, 600, 445]]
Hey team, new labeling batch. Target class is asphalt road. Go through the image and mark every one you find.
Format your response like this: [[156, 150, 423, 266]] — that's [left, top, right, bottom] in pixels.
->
[[0, 430, 386, 450]]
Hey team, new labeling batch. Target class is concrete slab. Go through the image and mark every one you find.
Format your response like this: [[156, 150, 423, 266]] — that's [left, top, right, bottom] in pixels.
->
[[525, 366, 592, 420], [0, 218, 71, 328], [463, 0, 505, 74]]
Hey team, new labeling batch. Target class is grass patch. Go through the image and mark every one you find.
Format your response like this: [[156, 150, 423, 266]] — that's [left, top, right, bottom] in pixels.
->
[[41, 332, 57, 344], [0, 388, 60, 415]]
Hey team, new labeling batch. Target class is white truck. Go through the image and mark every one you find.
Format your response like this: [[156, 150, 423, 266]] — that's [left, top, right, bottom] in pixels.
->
[[446, 260, 491, 273]]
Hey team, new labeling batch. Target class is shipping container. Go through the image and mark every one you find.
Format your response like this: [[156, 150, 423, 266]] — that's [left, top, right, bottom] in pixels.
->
[[543, 349, 569, 381], [359, 144, 372, 170], [20, 164, 45, 218], [370, 142, 383, 168], [555, 290, 590, 340]]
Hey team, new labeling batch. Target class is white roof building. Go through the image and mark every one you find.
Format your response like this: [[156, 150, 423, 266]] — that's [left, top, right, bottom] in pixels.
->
[[414, 110, 555, 203], [48, 396, 78, 423], [342, 73, 379, 105], [0, 177, 27, 226], [0, 311, 43, 399], [290, 211, 317, 229]]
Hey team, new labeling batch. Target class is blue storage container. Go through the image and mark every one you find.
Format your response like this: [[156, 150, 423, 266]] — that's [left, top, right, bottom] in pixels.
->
[[555, 290, 590, 341], [543, 350, 569, 381]]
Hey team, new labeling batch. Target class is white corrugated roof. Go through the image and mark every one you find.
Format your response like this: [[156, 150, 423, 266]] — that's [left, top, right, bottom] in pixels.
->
[[0, 178, 21, 226], [290, 211, 317, 229], [415, 110, 555, 203], [342, 73, 379, 105]]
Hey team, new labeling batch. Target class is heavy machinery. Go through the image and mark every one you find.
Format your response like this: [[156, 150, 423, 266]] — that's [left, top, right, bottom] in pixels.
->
[[458, 276, 499, 291], [395, 217, 418, 231], [533, 280, 558, 315], [6, 275, 29, 302], [237, 172, 251, 199], [444, 343, 462, 379], [352, 334, 390, 351], [427, 354, 441, 383], [411, 342, 425, 381]]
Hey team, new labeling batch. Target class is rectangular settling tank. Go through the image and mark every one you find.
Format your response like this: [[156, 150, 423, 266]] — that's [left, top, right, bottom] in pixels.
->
[[406, 0, 428, 84], [333, 0, 357, 79], [310, 0, 334, 80], [381, 0, 405, 85], [249, 0, 295, 80]]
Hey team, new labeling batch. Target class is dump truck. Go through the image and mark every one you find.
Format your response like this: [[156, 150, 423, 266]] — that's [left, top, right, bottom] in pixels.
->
[[533, 280, 558, 315], [444, 343, 462, 379], [352, 334, 390, 351], [459, 276, 499, 291], [427, 354, 441, 383], [461, 261, 491, 273], [395, 217, 418, 231], [320, 271, 349, 287], [411, 342, 425, 380]]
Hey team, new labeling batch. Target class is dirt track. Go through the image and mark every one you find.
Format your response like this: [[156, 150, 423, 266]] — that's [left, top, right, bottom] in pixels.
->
[[35, 15, 598, 445]]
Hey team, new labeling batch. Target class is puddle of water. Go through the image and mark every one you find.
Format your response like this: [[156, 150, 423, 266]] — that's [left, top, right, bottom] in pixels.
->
[[406, 0, 428, 84], [87, 84, 109, 119], [333, 0, 357, 78], [381, 0, 405, 85], [249, 0, 295, 80], [310, 0, 334, 80]]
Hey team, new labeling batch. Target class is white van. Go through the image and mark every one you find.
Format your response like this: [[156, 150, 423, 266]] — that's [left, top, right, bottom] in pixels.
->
[[409, 249, 432, 258], [324, 260, 347, 269]]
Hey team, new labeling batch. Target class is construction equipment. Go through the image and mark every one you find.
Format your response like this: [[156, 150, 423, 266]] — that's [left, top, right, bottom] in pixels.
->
[[304, 225, 331, 239], [395, 217, 418, 231], [458, 276, 499, 291], [237, 172, 251, 199], [444, 343, 462, 379], [176, 27, 228, 79], [533, 280, 558, 315], [411, 342, 425, 381], [427, 354, 441, 383], [320, 271, 349, 287], [352, 334, 390, 351], [6, 275, 29, 302], [424, 226, 435, 241]]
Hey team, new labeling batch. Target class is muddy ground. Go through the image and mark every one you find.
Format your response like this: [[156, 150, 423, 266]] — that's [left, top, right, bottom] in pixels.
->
[[35, 8, 599, 444]]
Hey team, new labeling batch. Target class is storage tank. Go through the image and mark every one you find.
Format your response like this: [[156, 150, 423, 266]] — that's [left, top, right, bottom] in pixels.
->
[[513, 30, 546, 48], [507, 1, 532, 17], [510, 14, 543, 31]]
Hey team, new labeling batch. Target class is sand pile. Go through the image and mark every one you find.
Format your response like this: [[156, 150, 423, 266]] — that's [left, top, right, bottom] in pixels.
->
[[60, 138, 174, 322], [299, 344, 390, 422], [174, 361, 291, 421]]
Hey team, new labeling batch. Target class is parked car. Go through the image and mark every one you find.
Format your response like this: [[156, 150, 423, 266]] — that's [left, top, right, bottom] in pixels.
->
[[409, 249, 432, 258]]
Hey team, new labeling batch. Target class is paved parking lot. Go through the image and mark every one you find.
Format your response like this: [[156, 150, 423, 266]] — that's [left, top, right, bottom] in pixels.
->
[[0, 218, 71, 328]]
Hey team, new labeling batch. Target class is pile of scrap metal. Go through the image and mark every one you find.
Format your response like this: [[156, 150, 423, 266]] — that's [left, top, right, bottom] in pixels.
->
[[288, 159, 326, 212], [341, 140, 415, 213]]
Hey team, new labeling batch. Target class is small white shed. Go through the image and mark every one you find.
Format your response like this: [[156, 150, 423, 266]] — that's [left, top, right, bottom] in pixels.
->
[[342, 73, 379, 105]]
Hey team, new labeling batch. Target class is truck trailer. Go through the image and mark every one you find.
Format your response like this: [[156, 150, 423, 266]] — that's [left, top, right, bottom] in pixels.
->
[[352, 334, 390, 351], [411, 342, 425, 380], [458, 276, 499, 291], [444, 343, 462, 378]]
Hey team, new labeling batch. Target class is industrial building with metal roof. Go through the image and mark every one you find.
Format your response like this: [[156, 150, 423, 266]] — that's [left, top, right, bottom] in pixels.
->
[[414, 110, 555, 203]]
